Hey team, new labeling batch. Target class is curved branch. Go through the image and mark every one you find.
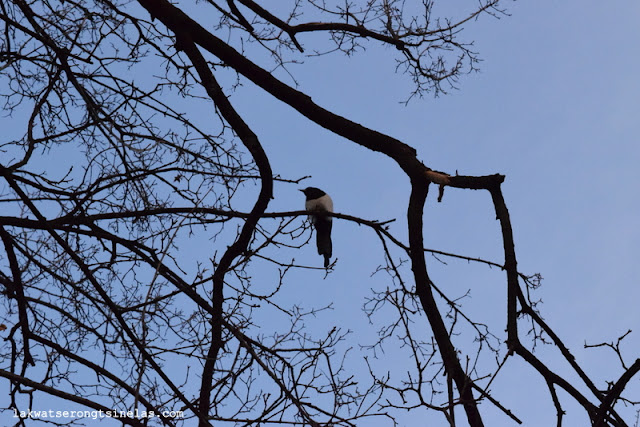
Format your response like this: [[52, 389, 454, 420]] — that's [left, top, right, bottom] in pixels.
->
[[176, 32, 278, 426]]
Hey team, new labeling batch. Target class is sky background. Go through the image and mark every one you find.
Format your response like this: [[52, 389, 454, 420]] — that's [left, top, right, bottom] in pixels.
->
[[2, 0, 639, 426]]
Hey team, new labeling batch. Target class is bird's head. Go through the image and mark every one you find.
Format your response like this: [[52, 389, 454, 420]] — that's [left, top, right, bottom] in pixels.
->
[[299, 187, 326, 200]]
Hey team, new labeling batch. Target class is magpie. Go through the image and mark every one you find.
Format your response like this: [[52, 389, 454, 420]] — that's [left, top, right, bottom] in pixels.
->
[[300, 187, 333, 268]]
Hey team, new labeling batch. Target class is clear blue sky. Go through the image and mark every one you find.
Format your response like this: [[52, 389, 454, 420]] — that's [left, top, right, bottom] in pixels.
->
[[2, 1, 639, 425]]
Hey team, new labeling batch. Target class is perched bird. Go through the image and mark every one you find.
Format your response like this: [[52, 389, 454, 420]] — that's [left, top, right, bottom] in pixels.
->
[[300, 187, 333, 268]]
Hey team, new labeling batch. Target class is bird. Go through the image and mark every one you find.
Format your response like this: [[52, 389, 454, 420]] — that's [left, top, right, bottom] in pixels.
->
[[300, 187, 333, 268]]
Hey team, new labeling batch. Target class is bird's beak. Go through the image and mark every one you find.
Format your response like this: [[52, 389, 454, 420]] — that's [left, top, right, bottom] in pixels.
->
[[298, 189, 305, 193]]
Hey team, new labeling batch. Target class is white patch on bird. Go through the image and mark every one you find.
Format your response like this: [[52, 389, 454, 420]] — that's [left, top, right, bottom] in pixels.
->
[[305, 194, 333, 214]]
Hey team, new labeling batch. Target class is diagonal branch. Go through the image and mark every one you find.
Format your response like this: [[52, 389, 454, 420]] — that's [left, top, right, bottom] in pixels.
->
[[594, 359, 640, 427], [0, 368, 145, 426], [0, 226, 35, 367]]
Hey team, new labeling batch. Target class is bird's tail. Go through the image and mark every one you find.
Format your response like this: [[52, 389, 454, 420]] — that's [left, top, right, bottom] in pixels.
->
[[314, 218, 332, 268]]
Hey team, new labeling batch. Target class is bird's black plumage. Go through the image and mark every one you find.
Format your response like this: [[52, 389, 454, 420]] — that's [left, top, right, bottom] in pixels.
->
[[300, 187, 333, 268]]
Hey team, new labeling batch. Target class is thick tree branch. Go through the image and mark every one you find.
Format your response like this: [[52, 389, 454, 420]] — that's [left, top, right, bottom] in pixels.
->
[[407, 180, 484, 426]]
